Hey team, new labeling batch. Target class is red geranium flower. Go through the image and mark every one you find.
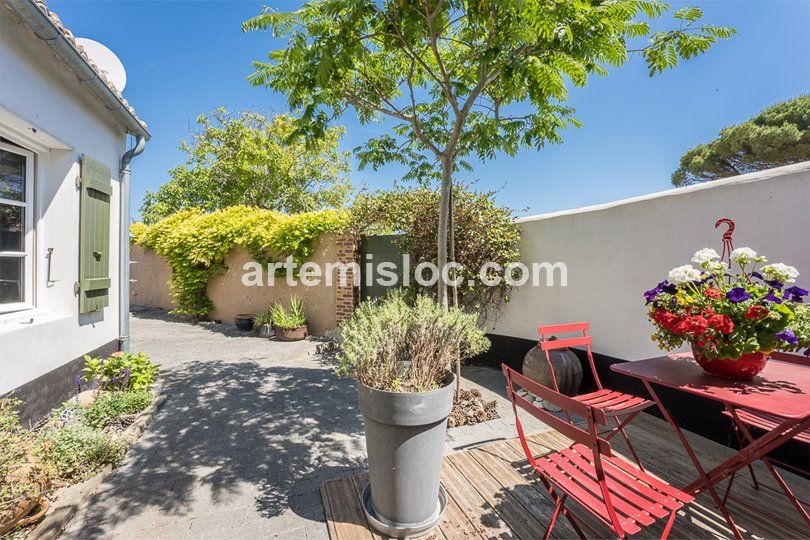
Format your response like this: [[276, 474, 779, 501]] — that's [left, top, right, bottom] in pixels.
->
[[686, 316, 709, 335], [704, 287, 722, 299], [709, 314, 734, 335], [744, 305, 769, 320]]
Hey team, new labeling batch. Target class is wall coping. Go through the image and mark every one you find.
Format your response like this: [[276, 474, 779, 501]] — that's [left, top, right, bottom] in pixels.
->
[[516, 161, 810, 224]]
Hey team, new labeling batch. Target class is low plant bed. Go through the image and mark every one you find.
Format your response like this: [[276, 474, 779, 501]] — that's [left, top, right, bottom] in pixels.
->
[[1, 352, 161, 537]]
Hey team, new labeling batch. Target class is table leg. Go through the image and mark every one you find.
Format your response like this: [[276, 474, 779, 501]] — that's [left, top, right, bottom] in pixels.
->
[[726, 406, 810, 525], [641, 380, 744, 540]]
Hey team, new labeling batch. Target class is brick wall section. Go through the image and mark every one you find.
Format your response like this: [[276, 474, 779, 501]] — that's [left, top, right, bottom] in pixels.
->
[[335, 235, 360, 324]]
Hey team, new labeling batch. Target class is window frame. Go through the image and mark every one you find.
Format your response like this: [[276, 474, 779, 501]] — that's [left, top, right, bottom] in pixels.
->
[[0, 140, 35, 314]]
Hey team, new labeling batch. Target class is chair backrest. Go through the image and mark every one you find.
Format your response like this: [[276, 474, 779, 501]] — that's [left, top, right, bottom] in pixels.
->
[[538, 321, 603, 390], [502, 364, 611, 456], [771, 350, 810, 367]]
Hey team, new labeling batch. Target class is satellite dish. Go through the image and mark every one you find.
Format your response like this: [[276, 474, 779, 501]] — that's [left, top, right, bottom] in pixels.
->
[[76, 38, 127, 92]]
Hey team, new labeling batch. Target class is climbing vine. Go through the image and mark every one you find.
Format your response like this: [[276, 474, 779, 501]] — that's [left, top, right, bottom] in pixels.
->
[[131, 206, 348, 318]]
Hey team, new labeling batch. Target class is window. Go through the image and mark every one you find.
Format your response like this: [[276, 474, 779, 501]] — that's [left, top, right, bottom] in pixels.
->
[[0, 141, 34, 313]]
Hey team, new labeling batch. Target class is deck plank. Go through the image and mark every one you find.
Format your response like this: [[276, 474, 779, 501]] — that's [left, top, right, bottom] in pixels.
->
[[322, 414, 810, 539]]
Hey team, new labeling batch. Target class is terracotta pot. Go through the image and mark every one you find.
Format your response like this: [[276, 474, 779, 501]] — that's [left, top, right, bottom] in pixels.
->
[[234, 314, 255, 332], [691, 344, 769, 381], [275, 325, 308, 342]]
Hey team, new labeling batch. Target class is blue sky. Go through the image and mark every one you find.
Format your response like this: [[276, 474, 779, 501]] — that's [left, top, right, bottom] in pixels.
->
[[49, 0, 810, 219]]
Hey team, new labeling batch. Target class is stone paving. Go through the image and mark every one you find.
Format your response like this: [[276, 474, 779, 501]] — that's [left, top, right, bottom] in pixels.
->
[[61, 309, 550, 539]]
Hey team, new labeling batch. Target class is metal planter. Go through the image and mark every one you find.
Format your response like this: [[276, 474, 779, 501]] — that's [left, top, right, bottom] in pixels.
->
[[357, 373, 454, 538]]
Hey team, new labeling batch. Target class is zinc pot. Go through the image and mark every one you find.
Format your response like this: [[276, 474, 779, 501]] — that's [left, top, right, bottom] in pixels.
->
[[357, 373, 454, 538], [234, 314, 254, 332], [275, 325, 308, 342], [691, 344, 769, 381], [254, 323, 274, 338]]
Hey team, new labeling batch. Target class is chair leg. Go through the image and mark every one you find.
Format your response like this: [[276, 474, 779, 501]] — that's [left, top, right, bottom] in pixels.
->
[[613, 416, 646, 472], [542, 480, 586, 539], [660, 510, 678, 540], [543, 493, 566, 540]]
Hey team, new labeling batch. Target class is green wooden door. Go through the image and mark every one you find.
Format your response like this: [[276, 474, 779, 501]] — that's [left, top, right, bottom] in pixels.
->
[[360, 234, 404, 301], [78, 155, 112, 314]]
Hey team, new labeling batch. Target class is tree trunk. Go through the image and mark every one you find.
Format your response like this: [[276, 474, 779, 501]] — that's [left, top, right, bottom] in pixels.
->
[[437, 157, 452, 309], [449, 186, 458, 309]]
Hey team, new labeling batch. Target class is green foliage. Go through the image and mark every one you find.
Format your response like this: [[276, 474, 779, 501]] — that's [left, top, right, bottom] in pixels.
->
[[140, 108, 352, 224], [244, 0, 733, 304], [268, 295, 308, 329], [132, 206, 349, 318], [81, 352, 159, 391], [1, 399, 42, 513], [36, 422, 124, 482], [253, 310, 273, 327], [83, 390, 152, 430], [673, 95, 810, 186], [337, 292, 490, 392], [350, 186, 520, 316], [244, 1, 733, 173]]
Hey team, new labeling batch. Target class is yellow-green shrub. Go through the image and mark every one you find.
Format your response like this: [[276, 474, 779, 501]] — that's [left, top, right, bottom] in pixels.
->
[[131, 206, 348, 318]]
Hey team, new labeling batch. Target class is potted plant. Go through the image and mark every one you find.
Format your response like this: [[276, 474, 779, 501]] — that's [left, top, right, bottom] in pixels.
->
[[337, 293, 489, 537], [253, 310, 274, 338], [269, 296, 308, 341], [234, 314, 255, 332], [645, 246, 810, 380]]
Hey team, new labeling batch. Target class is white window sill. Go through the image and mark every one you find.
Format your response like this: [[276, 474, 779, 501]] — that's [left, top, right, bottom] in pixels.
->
[[0, 309, 70, 332]]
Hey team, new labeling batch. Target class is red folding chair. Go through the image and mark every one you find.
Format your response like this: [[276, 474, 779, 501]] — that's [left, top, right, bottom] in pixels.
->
[[721, 351, 810, 524], [502, 365, 693, 539], [538, 322, 654, 471]]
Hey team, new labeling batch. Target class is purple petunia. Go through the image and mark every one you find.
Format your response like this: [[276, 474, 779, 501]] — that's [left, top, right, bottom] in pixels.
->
[[762, 290, 783, 304], [776, 328, 799, 345], [753, 271, 784, 290], [644, 280, 677, 304], [726, 287, 751, 303], [784, 286, 809, 303]]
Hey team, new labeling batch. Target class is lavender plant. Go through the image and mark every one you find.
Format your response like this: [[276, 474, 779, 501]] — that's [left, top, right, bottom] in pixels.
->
[[337, 293, 489, 392]]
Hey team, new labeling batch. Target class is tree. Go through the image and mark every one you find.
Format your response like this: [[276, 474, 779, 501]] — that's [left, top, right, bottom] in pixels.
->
[[350, 186, 520, 316], [140, 108, 352, 224], [672, 95, 810, 186], [244, 0, 733, 307]]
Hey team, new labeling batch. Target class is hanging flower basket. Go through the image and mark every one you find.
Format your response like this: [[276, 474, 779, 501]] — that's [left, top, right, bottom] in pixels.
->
[[645, 245, 809, 380]]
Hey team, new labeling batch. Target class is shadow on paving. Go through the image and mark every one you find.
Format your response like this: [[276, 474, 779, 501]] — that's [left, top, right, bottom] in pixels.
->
[[70, 357, 366, 536]]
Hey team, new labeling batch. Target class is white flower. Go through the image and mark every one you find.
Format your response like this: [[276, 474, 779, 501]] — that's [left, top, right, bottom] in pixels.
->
[[705, 260, 729, 274], [730, 247, 761, 265], [667, 264, 702, 285], [692, 247, 720, 266], [760, 263, 800, 284]]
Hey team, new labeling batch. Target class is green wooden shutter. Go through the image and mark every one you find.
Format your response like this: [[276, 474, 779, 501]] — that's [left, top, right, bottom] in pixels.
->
[[78, 154, 112, 314]]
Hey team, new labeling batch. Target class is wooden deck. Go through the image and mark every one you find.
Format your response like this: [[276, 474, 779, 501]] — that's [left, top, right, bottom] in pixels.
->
[[321, 414, 809, 539]]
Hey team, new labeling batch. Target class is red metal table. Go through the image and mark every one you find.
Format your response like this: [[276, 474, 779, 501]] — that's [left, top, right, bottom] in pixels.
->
[[612, 353, 810, 539]]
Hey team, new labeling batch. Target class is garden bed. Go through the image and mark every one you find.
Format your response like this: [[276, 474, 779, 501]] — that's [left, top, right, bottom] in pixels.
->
[[1, 352, 161, 538]]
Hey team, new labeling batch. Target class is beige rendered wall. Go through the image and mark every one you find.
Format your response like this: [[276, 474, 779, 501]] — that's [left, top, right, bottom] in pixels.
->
[[129, 234, 348, 335]]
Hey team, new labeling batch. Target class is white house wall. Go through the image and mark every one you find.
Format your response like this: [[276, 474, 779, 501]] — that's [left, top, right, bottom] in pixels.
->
[[489, 162, 810, 361], [0, 9, 126, 395]]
